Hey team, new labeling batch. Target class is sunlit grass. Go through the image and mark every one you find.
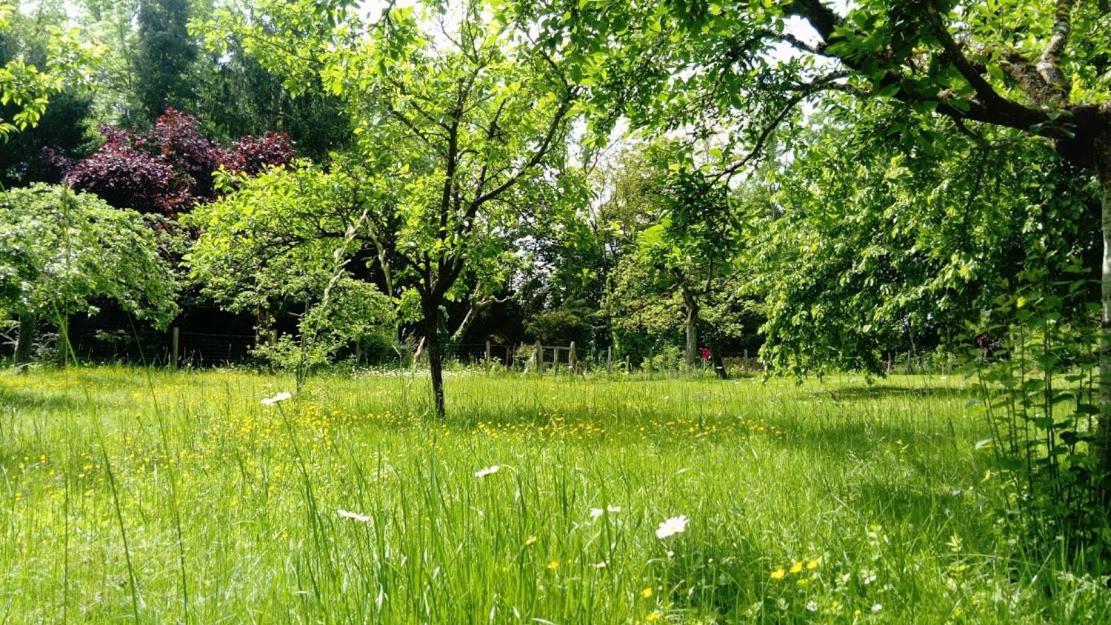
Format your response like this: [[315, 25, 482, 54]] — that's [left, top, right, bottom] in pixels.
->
[[1, 366, 1108, 623]]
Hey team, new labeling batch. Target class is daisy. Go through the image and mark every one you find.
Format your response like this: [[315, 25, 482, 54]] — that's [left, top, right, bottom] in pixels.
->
[[655, 514, 688, 539]]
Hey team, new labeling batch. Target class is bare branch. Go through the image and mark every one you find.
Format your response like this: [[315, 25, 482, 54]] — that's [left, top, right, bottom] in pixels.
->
[[710, 73, 847, 182]]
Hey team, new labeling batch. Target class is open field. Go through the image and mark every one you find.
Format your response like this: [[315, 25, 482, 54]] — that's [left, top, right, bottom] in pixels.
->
[[1, 367, 1109, 624]]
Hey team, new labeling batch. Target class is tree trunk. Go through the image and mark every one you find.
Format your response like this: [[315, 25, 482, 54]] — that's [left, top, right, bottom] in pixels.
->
[[13, 313, 34, 367], [683, 292, 699, 368], [56, 315, 70, 368], [423, 300, 446, 420], [1096, 126, 1111, 495]]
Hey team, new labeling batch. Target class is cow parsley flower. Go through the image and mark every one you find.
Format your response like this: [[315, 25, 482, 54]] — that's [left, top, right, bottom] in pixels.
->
[[474, 465, 500, 478], [337, 509, 370, 523], [261, 391, 293, 406], [590, 505, 621, 519]]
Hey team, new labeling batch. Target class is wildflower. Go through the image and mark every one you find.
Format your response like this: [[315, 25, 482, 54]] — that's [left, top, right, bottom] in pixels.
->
[[871, 604, 883, 613], [789, 561, 804, 574], [806, 558, 820, 570], [525, 535, 538, 546], [590, 505, 621, 520], [640, 586, 653, 598], [261, 391, 293, 406], [474, 465, 500, 478], [645, 611, 661, 622], [805, 600, 818, 612], [336, 509, 370, 523], [770, 567, 786, 580], [655, 515, 688, 539], [593, 561, 608, 569], [547, 560, 560, 570]]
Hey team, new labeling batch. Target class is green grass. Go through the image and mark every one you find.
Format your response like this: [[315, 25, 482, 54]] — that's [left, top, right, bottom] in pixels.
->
[[1, 366, 1108, 623]]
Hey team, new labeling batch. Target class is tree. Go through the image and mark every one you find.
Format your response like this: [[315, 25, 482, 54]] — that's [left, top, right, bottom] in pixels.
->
[[607, 143, 742, 373], [134, 0, 196, 121], [743, 113, 1097, 375], [0, 1, 98, 140], [66, 108, 294, 215], [200, 0, 577, 419], [0, 184, 177, 365], [0, 5, 94, 185], [515, 0, 1111, 485]]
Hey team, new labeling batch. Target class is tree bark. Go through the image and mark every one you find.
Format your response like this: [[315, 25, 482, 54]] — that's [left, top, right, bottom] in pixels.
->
[[682, 290, 699, 368], [1096, 126, 1111, 494], [423, 300, 446, 420], [13, 313, 34, 367], [56, 315, 70, 368]]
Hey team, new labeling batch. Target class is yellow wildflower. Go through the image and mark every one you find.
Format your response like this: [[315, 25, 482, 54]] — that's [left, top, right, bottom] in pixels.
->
[[525, 535, 538, 546], [645, 611, 661, 622], [789, 561, 804, 574], [547, 560, 559, 570], [640, 586, 654, 598], [806, 558, 820, 570], [770, 567, 786, 580]]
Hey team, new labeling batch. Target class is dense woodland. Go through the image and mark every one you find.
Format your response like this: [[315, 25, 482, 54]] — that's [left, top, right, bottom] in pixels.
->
[[2, 0, 1111, 571]]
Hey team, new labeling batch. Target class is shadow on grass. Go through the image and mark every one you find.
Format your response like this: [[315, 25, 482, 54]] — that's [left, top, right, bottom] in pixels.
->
[[812, 384, 974, 402], [0, 385, 87, 413]]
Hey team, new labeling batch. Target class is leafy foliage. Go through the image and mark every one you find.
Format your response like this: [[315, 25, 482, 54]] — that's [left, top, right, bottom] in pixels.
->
[[745, 114, 1097, 375], [66, 108, 293, 215], [134, 0, 196, 121], [0, 183, 177, 324]]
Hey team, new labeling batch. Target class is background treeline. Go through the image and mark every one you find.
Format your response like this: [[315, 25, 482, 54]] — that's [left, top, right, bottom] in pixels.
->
[[0, 0, 1101, 379]]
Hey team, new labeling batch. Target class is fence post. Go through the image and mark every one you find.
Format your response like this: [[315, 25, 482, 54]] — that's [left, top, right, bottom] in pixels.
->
[[485, 340, 491, 363], [535, 340, 543, 373], [171, 327, 179, 370], [607, 346, 613, 373], [569, 341, 576, 372]]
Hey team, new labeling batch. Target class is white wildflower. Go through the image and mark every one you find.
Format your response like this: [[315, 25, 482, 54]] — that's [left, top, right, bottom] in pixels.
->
[[474, 465, 500, 478], [871, 604, 883, 613], [593, 561, 608, 569], [261, 391, 293, 406], [590, 505, 621, 520], [655, 514, 689, 539], [805, 601, 818, 612], [337, 509, 370, 523]]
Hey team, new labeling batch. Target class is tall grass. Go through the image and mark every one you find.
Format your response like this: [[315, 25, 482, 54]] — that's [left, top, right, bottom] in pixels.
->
[[0, 366, 1108, 623]]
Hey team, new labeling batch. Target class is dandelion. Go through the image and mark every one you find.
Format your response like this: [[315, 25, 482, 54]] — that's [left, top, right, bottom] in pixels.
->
[[655, 514, 688, 539], [789, 561, 804, 574], [261, 391, 293, 406], [770, 567, 786, 580], [547, 560, 560, 570], [640, 586, 653, 598], [336, 509, 370, 523], [474, 465, 500, 478]]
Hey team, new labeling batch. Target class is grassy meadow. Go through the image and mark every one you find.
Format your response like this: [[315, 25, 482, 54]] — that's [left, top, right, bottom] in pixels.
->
[[1, 366, 1109, 624]]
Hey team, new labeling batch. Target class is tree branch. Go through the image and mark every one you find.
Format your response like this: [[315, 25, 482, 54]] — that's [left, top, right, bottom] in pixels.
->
[[1036, 0, 1074, 98]]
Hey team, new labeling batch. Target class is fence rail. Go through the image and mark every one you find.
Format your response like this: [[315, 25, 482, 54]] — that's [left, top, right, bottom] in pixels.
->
[[4, 322, 771, 374]]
